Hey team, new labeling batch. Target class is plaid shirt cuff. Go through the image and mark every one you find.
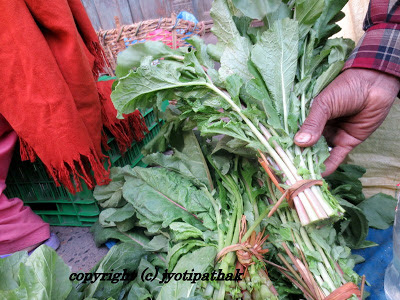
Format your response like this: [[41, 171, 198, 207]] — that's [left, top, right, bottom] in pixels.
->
[[343, 23, 400, 78]]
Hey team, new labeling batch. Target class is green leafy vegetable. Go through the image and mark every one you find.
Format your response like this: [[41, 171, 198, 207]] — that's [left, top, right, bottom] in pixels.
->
[[358, 193, 397, 230], [0, 246, 71, 300]]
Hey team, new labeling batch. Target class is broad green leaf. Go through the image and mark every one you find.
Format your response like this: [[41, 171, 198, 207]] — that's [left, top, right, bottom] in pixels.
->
[[112, 58, 207, 116], [296, 0, 324, 26], [240, 159, 266, 206], [325, 38, 355, 64], [198, 119, 251, 144], [183, 50, 208, 78], [122, 167, 215, 230], [0, 251, 27, 290], [167, 241, 208, 271], [337, 199, 369, 249], [357, 193, 397, 230], [142, 107, 186, 155], [211, 153, 232, 175], [83, 243, 146, 299], [211, 135, 254, 158], [267, 3, 292, 24], [19, 245, 72, 300], [225, 74, 244, 105], [93, 167, 126, 208], [187, 36, 214, 70], [0, 287, 28, 300], [116, 41, 180, 77], [312, 61, 344, 97], [127, 282, 152, 300], [91, 222, 170, 255], [287, 92, 301, 132], [296, 0, 325, 38], [147, 235, 169, 252], [251, 18, 298, 132], [206, 44, 223, 62], [135, 259, 165, 298], [211, 0, 253, 82], [232, 0, 281, 20], [313, 0, 347, 44], [116, 217, 136, 232], [245, 77, 283, 131], [170, 222, 204, 241], [143, 130, 214, 190], [326, 164, 366, 205], [219, 36, 253, 82], [356, 240, 379, 249], [232, 16, 252, 38], [99, 208, 117, 227], [106, 203, 135, 222], [157, 246, 217, 300], [210, 0, 240, 46]]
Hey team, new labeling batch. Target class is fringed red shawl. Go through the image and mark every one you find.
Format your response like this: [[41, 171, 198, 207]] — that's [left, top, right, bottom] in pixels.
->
[[0, 0, 147, 193]]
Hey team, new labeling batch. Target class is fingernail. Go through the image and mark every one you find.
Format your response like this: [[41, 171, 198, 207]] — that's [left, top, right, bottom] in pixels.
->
[[295, 133, 311, 143]]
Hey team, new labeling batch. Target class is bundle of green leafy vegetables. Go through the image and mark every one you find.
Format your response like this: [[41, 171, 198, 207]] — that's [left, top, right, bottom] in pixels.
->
[[106, 0, 365, 297], [112, 0, 355, 227], [90, 131, 368, 300], [2, 0, 399, 299], [89, 136, 395, 300]]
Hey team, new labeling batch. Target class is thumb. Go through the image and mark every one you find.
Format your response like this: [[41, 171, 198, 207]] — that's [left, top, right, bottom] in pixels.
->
[[295, 98, 331, 147], [321, 145, 352, 177]]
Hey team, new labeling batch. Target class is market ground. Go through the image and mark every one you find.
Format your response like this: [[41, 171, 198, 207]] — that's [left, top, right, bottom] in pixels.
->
[[52, 226, 108, 272]]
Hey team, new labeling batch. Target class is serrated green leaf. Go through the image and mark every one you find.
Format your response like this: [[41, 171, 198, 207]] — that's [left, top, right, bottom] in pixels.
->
[[251, 18, 298, 132], [219, 36, 253, 82], [210, 0, 240, 46]]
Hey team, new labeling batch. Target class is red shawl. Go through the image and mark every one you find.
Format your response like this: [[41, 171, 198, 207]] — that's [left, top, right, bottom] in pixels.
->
[[0, 0, 147, 193]]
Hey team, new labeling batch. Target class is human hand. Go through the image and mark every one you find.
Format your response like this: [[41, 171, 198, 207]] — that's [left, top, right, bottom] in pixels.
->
[[294, 68, 400, 176]]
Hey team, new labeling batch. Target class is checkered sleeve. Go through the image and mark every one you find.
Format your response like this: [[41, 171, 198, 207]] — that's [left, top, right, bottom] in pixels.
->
[[343, 0, 400, 77]]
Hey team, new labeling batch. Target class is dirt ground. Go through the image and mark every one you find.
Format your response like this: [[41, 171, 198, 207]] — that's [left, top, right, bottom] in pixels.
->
[[52, 226, 108, 272]]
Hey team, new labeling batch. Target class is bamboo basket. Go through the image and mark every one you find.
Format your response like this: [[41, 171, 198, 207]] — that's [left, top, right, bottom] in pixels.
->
[[97, 15, 207, 72]]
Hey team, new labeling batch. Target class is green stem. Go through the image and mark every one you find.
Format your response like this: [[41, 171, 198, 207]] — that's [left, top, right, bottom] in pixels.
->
[[233, 190, 243, 245], [241, 205, 270, 243], [300, 37, 307, 124], [206, 84, 297, 186], [203, 188, 224, 251], [240, 171, 260, 226], [224, 205, 237, 248]]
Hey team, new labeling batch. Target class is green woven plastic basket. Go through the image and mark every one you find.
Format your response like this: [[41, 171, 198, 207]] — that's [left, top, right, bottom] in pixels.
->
[[4, 109, 162, 226]]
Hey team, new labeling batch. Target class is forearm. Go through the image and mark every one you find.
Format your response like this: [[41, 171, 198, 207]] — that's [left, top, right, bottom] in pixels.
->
[[343, 1, 400, 78]]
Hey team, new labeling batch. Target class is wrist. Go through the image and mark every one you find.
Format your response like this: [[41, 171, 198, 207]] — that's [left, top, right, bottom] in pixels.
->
[[351, 68, 400, 99]]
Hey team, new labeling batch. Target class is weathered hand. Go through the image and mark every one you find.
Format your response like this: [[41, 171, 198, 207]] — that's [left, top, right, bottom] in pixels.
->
[[294, 68, 400, 176]]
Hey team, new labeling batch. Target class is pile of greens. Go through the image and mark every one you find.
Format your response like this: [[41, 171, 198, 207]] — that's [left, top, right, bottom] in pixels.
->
[[2, 0, 399, 299]]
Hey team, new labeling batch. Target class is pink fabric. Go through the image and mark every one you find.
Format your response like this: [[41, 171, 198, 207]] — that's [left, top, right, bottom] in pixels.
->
[[0, 115, 49, 255]]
